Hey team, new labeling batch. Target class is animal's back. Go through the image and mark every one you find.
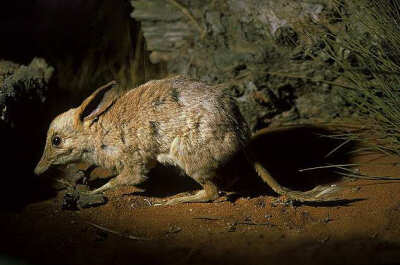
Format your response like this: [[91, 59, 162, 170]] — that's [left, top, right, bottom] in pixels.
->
[[106, 76, 250, 174]]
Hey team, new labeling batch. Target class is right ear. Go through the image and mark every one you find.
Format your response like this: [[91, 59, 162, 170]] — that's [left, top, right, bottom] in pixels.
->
[[74, 80, 119, 127]]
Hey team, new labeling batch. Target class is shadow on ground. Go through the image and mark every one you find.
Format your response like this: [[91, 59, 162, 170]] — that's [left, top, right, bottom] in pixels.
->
[[127, 125, 355, 201], [243, 126, 354, 191]]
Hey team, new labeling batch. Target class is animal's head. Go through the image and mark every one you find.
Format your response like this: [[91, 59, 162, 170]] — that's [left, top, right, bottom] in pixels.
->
[[34, 81, 119, 175]]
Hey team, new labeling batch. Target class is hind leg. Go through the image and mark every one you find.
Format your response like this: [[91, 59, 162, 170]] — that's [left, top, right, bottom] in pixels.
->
[[165, 173, 219, 205], [160, 136, 220, 205]]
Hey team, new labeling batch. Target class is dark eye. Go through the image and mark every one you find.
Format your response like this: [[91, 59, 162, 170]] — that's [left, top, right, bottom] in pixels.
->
[[52, 136, 61, 146]]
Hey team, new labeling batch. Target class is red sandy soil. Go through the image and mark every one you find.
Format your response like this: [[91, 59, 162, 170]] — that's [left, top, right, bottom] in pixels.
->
[[1, 126, 400, 265]]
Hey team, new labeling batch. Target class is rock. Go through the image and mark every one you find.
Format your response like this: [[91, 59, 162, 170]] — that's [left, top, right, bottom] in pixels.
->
[[0, 57, 53, 126], [205, 11, 224, 35], [130, 0, 362, 130], [62, 191, 79, 211], [77, 193, 107, 209]]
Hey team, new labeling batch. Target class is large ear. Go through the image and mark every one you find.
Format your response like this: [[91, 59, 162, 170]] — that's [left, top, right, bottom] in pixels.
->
[[74, 80, 119, 126]]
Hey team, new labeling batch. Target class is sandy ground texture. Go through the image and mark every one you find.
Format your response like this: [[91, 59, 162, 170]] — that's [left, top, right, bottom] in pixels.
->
[[1, 126, 400, 265]]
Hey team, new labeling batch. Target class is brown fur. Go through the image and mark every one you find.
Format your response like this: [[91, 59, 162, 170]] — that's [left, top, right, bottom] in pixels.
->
[[35, 76, 338, 204]]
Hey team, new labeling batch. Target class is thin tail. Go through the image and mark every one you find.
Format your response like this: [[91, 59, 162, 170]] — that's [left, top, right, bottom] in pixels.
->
[[253, 160, 339, 202]]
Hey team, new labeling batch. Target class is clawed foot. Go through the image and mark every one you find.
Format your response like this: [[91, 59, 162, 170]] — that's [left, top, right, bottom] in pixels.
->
[[164, 189, 219, 205], [165, 197, 189, 205], [90, 182, 114, 194], [90, 182, 146, 195], [64, 164, 96, 186]]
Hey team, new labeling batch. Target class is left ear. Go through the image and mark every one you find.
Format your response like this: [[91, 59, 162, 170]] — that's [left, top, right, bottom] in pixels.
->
[[74, 80, 119, 126]]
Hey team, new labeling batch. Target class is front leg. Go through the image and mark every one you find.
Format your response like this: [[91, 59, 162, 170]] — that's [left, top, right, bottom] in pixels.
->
[[63, 164, 97, 185], [90, 163, 148, 194]]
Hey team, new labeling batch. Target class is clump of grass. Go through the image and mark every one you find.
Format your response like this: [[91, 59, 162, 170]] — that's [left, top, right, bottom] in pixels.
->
[[321, 0, 400, 156]]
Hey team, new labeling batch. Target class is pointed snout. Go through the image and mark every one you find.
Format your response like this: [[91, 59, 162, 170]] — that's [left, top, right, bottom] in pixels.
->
[[34, 157, 51, 175]]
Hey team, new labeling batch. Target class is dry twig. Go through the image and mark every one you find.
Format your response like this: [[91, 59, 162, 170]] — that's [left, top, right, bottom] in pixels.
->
[[88, 222, 150, 241], [193, 217, 223, 221]]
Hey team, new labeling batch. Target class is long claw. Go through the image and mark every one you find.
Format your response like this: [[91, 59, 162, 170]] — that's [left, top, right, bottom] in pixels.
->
[[90, 182, 114, 194], [165, 189, 218, 205]]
